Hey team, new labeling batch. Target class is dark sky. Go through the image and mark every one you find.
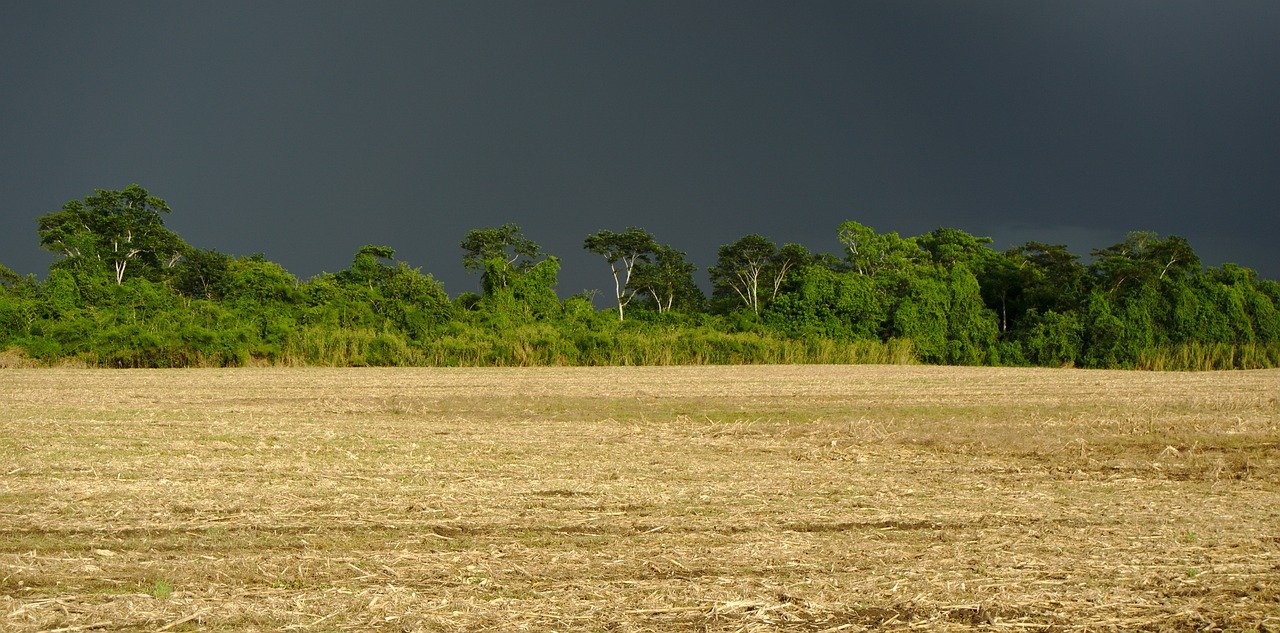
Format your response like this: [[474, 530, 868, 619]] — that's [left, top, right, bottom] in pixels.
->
[[3, 1, 1278, 297]]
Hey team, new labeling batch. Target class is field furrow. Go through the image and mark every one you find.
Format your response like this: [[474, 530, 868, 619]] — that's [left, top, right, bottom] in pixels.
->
[[2, 366, 1278, 631]]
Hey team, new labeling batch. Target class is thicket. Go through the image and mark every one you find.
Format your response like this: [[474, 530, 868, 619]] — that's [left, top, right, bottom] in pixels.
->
[[2, 185, 1277, 369]]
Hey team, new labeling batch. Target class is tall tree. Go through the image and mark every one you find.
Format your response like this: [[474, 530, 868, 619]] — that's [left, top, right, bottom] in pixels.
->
[[0, 264, 35, 346], [38, 185, 186, 285], [889, 271, 951, 363], [380, 261, 452, 339], [765, 265, 884, 340], [460, 224, 542, 294], [1090, 231, 1200, 295], [583, 227, 658, 321], [172, 248, 233, 301], [917, 227, 995, 270], [341, 245, 397, 290], [1009, 242, 1089, 314], [973, 242, 1092, 339], [836, 220, 921, 277], [770, 243, 813, 301], [223, 255, 300, 306], [629, 244, 700, 313], [0, 264, 25, 291], [975, 249, 1022, 334], [944, 263, 999, 365], [709, 235, 808, 314]]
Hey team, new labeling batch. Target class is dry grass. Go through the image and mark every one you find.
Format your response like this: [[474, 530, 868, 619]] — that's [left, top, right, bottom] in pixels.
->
[[0, 349, 39, 370], [1, 365, 1277, 632]]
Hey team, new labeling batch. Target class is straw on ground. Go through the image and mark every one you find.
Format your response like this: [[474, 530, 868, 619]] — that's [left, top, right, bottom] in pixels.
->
[[1, 365, 1277, 631]]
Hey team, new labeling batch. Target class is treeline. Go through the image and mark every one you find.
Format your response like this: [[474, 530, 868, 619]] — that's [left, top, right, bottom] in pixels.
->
[[1, 184, 1278, 369]]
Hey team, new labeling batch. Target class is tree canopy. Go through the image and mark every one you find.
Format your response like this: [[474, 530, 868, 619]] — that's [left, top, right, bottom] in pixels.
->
[[460, 224, 542, 294], [583, 227, 659, 321], [37, 184, 185, 285], [3, 185, 1277, 370]]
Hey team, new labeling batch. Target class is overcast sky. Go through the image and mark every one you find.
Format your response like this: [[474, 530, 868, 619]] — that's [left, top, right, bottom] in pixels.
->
[[3, 1, 1277, 296]]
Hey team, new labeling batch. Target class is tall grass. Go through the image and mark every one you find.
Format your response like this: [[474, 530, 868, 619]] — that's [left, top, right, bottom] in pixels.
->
[[1136, 342, 1280, 371], [16, 315, 1279, 370], [279, 327, 423, 367], [257, 331, 1279, 370], [415, 326, 915, 367]]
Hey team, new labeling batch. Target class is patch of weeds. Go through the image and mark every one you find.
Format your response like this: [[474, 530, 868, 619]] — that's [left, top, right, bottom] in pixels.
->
[[594, 502, 653, 515], [195, 432, 248, 445], [0, 575, 37, 593], [270, 577, 314, 590], [488, 585, 540, 600], [529, 489, 590, 498], [1185, 567, 1200, 578], [680, 505, 726, 518], [943, 604, 1033, 626], [150, 579, 174, 599], [513, 529, 614, 549]]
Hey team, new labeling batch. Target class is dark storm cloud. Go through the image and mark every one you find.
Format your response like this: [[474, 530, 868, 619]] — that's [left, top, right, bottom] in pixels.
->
[[2, 1, 1277, 296]]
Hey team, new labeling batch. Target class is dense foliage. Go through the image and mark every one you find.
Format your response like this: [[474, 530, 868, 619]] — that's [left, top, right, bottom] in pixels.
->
[[2, 185, 1277, 369]]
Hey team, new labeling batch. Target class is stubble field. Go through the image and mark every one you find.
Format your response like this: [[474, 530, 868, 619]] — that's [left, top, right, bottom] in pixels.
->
[[1, 365, 1278, 632]]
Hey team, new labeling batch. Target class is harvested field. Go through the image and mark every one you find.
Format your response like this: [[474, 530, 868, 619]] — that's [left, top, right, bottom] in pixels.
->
[[1, 365, 1278, 632]]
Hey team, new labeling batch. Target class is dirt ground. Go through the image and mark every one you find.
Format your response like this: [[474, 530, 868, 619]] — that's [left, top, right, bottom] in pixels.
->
[[1, 365, 1277, 631]]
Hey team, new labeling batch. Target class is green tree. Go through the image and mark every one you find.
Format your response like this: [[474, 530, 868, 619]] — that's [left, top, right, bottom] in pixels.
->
[[709, 235, 809, 315], [1008, 242, 1089, 315], [836, 220, 921, 277], [0, 263, 26, 290], [1238, 274, 1280, 345], [1202, 265, 1258, 346], [917, 227, 995, 270], [172, 248, 233, 301], [382, 262, 452, 339], [341, 245, 398, 290], [1115, 287, 1161, 364], [508, 257, 562, 321], [1091, 231, 1200, 295], [917, 228, 1014, 342], [889, 271, 951, 363], [38, 184, 186, 285], [583, 227, 659, 321], [945, 264, 999, 365], [220, 255, 301, 362], [975, 249, 1023, 335], [765, 265, 884, 340], [36, 269, 83, 321], [473, 256, 562, 326], [224, 255, 300, 307], [0, 267, 37, 346], [1081, 290, 1126, 367], [460, 224, 542, 295], [1077, 283, 1164, 368], [629, 244, 702, 313], [307, 245, 452, 337], [1020, 310, 1084, 366]]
